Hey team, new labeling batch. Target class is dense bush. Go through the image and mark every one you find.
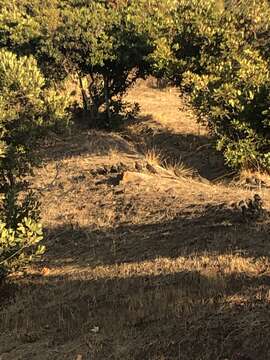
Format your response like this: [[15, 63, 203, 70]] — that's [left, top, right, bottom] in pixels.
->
[[183, 48, 270, 169], [0, 0, 177, 127], [226, 0, 270, 62], [51, 1, 155, 126], [165, 0, 270, 171]]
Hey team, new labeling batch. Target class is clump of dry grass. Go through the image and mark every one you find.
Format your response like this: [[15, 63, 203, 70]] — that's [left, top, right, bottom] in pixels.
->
[[143, 147, 193, 180], [143, 147, 164, 167], [142, 147, 193, 179]]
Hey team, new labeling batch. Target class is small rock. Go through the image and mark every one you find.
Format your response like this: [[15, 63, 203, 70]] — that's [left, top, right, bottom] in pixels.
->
[[72, 174, 86, 182], [121, 171, 152, 184], [108, 174, 123, 186]]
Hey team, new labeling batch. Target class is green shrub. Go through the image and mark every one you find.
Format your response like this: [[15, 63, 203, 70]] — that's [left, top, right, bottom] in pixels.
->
[[0, 217, 44, 279], [225, 0, 270, 52], [165, 0, 270, 171], [1, 0, 269, 171], [0, 49, 69, 280], [49, 1, 154, 125]]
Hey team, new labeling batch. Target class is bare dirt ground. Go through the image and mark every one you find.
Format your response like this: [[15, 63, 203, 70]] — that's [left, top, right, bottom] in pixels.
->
[[1, 80, 270, 360]]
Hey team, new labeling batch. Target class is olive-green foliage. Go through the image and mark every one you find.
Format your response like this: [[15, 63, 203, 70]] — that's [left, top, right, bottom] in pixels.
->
[[0, 0, 66, 82], [52, 1, 154, 124], [0, 50, 45, 179], [0, 218, 44, 279], [0, 50, 70, 180], [128, 0, 177, 81], [225, 0, 270, 60], [0, 49, 69, 279], [0, 0, 165, 126], [164, 0, 270, 171], [183, 49, 270, 169]]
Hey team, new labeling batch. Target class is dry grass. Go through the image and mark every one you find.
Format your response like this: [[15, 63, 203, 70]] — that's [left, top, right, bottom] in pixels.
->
[[126, 79, 205, 136], [143, 147, 164, 167], [238, 169, 270, 186], [1, 80, 270, 360]]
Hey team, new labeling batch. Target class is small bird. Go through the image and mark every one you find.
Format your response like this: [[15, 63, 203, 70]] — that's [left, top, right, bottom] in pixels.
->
[[238, 194, 265, 221], [253, 193, 263, 209], [135, 161, 143, 172], [146, 163, 158, 174], [118, 162, 128, 172]]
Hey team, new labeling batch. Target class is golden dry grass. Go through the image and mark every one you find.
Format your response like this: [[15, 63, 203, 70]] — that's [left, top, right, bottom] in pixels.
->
[[1, 80, 270, 360]]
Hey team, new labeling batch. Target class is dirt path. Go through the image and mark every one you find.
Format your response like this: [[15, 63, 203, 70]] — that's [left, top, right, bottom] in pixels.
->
[[1, 82, 270, 360]]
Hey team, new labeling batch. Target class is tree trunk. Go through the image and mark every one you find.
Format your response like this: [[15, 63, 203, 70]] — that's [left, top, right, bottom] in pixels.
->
[[88, 73, 102, 127], [104, 74, 111, 121], [78, 75, 88, 112]]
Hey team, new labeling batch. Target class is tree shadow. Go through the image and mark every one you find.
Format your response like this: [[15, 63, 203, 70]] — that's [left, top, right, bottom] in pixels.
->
[[1, 203, 270, 359], [43, 203, 270, 270], [37, 112, 230, 182], [1, 264, 270, 359], [127, 113, 230, 181], [37, 127, 138, 163]]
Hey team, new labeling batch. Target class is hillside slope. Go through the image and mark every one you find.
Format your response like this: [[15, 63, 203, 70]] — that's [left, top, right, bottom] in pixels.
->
[[1, 81, 270, 360]]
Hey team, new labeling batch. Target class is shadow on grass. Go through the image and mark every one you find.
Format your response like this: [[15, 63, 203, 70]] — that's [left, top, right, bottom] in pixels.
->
[[43, 203, 270, 269], [128, 114, 230, 181], [1, 263, 270, 359], [1, 202, 270, 359], [37, 126, 137, 163], [38, 112, 230, 181]]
